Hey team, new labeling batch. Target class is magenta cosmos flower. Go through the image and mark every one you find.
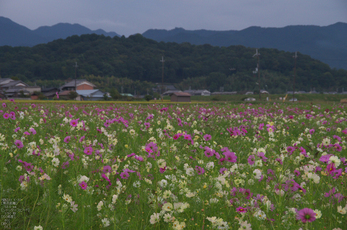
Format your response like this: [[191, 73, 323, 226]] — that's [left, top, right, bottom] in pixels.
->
[[236, 206, 247, 213], [70, 119, 78, 127], [79, 181, 87, 190], [296, 208, 316, 223], [14, 140, 24, 149], [84, 147, 93, 155], [29, 128, 36, 135], [3, 113, 10, 119], [223, 151, 237, 162], [203, 134, 212, 141], [64, 136, 71, 143]]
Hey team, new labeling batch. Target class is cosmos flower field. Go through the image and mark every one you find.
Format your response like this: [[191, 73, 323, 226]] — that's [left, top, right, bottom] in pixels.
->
[[0, 100, 346, 230]]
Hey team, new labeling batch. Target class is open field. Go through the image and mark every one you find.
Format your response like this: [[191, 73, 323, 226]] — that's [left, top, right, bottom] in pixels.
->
[[0, 100, 346, 229]]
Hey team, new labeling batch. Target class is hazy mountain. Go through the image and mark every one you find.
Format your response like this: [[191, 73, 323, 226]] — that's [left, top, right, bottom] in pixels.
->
[[0, 16, 120, 47], [143, 23, 347, 70]]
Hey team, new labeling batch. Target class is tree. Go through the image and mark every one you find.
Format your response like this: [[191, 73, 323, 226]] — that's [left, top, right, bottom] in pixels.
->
[[103, 93, 110, 101], [144, 94, 152, 101], [68, 91, 78, 100], [110, 88, 121, 100]]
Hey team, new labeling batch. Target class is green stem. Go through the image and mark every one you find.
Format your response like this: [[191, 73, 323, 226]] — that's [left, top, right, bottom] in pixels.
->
[[26, 189, 40, 229]]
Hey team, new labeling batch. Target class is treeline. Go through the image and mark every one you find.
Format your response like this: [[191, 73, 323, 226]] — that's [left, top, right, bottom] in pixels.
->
[[1, 33, 347, 93]]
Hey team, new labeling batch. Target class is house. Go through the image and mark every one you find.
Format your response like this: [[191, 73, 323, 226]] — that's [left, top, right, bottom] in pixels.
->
[[245, 91, 254, 95], [58, 90, 82, 100], [60, 79, 96, 91], [0, 91, 7, 99], [0, 80, 28, 91], [183, 89, 211, 96], [42, 87, 59, 99], [163, 90, 182, 96], [23, 86, 41, 94], [120, 93, 134, 97], [170, 92, 191, 102], [212, 91, 237, 95], [195, 90, 211, 96], [260, 90, 269, 94], [0, 78, 14, 86], [76, 90, 106, 101], [153, 84, 177, 94], [30, 92, 40, 100], [5, 88, 30, 98]]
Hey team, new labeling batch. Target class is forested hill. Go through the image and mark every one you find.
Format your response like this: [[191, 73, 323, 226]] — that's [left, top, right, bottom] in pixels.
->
[[1, 33, 347, 93], [142, 23, 347, 70]]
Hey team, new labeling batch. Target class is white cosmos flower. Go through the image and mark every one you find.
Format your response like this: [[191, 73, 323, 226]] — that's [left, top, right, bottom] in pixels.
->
[[162, 202, 173, 212], [329, 156, 341, 168], [52, 158, 60, 167]]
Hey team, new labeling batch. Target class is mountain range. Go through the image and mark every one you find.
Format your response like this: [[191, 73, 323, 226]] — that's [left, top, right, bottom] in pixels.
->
[[142, 24, 347, 70], [0, 16, 119, 47], [1, 16, 346, 69]]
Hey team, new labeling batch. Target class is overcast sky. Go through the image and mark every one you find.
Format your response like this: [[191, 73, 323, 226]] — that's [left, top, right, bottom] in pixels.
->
[[1, 0, 347, 36]]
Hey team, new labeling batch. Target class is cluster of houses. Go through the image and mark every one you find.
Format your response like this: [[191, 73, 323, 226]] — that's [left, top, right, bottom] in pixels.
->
[[3, 78, 345, 102], [0, 78, 108, 101], [158, 84, 270, 102]]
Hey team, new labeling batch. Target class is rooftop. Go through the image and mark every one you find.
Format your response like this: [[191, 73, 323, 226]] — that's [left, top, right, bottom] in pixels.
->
[[171, 92, 191, 97]]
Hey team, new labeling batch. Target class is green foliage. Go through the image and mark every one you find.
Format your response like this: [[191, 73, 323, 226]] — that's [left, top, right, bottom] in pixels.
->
[[109, 88, 121, 100], [144, 94, 152, 101], [68, 91, 78, 100], [103, 93, 110, 101]]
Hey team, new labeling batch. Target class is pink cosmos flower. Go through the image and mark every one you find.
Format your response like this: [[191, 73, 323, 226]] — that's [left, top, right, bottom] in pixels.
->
[[257, 152, 268, 162], [29, 128, 36, 135], [70, 119, 78, 127], [79, 136, 85, 142], [287, 146, 295, 154], [173, 134, 180, 140], [102, 165, 112, 173], [236, 207, 247, 213], [204, 147, 214, 158], [62, 161, 69, 169], [127, 153, 136, 158], [224, 151, 237, 162], [247, 155, 255, 165], [319, 154, 332, 163], [195, 166, 205, 175], [120, 172, 129, 179], [3, 113, 9, 119], [79, 181, 87, 190], [135, 155, 144, 162], [84, 147, 93, 155], [101, 173, 111, 182], [184, 134, 192, 140], [14, 140, 24, 149], [296, 208, 316, 223], [334, 144, 342, 152], [64, 136, 71, 143], [326, 163, 336, 175], [203, 134, 212, 141]]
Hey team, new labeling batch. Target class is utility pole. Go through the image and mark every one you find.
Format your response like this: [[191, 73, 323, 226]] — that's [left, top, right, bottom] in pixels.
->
[[293, 51, 297, 102], [253, 49, 261, 100], [160, 56, 165, 97], [74, 62, 78, 91]]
